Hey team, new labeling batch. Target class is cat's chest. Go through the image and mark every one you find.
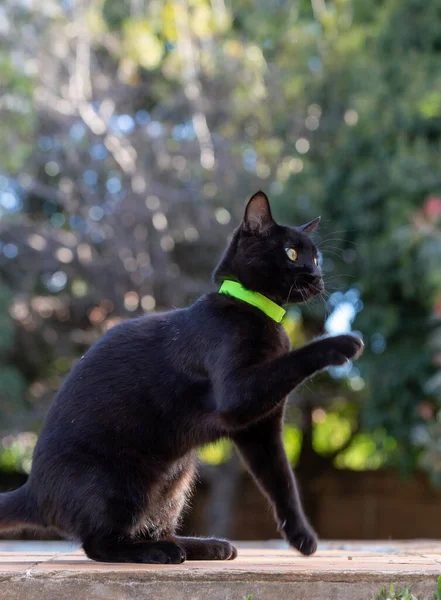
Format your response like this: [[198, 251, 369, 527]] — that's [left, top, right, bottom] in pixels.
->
[[255, 323, 292, 362], [272, 325, 292, 354]]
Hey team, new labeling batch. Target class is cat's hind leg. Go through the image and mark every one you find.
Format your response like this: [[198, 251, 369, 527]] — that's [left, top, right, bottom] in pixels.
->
[[83, 534, 186, 564], [139, 455, 237, 561]]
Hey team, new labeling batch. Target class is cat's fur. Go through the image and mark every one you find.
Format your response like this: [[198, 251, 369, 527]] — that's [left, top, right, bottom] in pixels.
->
[[0, 191, 363, 563]]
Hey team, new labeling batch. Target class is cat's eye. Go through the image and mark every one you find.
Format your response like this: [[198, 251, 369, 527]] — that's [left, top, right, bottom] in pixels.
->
[[285, 247, 298, 262], [314, 256, 319, 267]]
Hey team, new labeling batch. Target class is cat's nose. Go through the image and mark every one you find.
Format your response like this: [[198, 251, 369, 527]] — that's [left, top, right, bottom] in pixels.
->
[[305, 264, 321, 278], [303, 271, 322, 285], [302, 266, 315, 277]]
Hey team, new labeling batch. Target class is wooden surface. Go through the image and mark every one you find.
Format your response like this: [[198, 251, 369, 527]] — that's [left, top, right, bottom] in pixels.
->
[[0, 541, 440, 599]]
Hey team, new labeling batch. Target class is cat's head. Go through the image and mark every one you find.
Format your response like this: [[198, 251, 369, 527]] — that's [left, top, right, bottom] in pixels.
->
[[213, 191, 324, 305]]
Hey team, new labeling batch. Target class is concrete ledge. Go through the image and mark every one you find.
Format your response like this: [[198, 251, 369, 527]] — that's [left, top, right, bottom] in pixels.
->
[[0, 541, 440, 599]]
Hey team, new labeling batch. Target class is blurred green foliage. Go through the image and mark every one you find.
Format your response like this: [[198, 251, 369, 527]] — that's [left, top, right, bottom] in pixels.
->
[[373, 573, 441, 600], [0, 286, 27, 424], [1, 0, 441, 481]]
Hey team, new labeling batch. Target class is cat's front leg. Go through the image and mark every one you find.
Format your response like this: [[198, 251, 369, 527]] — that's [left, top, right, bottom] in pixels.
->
[[214, 335, 363, 427], [233, 407, 317, 556]]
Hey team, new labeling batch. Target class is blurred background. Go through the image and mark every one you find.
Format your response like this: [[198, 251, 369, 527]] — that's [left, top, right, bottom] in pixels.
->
[[1, 0, 441, 541]]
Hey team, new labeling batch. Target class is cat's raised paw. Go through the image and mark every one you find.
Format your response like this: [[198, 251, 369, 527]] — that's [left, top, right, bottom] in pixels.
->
[[323, 334, 364, 366]]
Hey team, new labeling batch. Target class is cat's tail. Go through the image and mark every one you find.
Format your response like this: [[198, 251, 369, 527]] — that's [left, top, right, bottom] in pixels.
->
[[0, 485, 41, 531]]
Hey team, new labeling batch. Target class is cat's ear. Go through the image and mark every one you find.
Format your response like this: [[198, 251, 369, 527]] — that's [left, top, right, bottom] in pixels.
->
[[300, 216, 321, 234], [242, 190, 275, 234]]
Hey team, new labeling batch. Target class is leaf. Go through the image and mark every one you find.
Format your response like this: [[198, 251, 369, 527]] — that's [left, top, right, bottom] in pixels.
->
[[123, 19, 164, 70]]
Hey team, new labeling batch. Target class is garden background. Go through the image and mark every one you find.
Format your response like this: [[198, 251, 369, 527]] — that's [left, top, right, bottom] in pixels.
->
[[1, 0, 441, 540]]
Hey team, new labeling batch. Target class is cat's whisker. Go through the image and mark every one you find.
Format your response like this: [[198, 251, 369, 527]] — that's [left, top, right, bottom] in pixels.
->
[[323, 273, 357, 280], [308, 283, 330, 315], [316, 287, 331, 300], [321, 250, 346, 261], [320, 238, 358, 247], [319, 229, 356, 240], [320, 245, 347, 254], [285, 284, 295, 306], [294, 283, 304, 304], [317, 293, 329, 316], [297, 284, 315, 311]]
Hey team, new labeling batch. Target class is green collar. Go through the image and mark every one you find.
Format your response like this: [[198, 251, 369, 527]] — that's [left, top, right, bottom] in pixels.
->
[[218, 280, 286, 323]]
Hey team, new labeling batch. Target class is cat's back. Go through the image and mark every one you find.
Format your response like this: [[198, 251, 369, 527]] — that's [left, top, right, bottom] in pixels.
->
[[32, 309, 200, 460], [49, 309, 190, 399]]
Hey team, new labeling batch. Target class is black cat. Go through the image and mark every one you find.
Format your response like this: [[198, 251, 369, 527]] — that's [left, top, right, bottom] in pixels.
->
[[0, 191, 363, 563]]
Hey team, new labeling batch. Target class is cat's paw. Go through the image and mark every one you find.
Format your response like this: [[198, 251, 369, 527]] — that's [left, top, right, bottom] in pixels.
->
[[218, 540, 238, 560], [322, 334, 364, 366], [176, 537, 237, 561], [282, 521, 318, 556], [150, 541, 187, 564]]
